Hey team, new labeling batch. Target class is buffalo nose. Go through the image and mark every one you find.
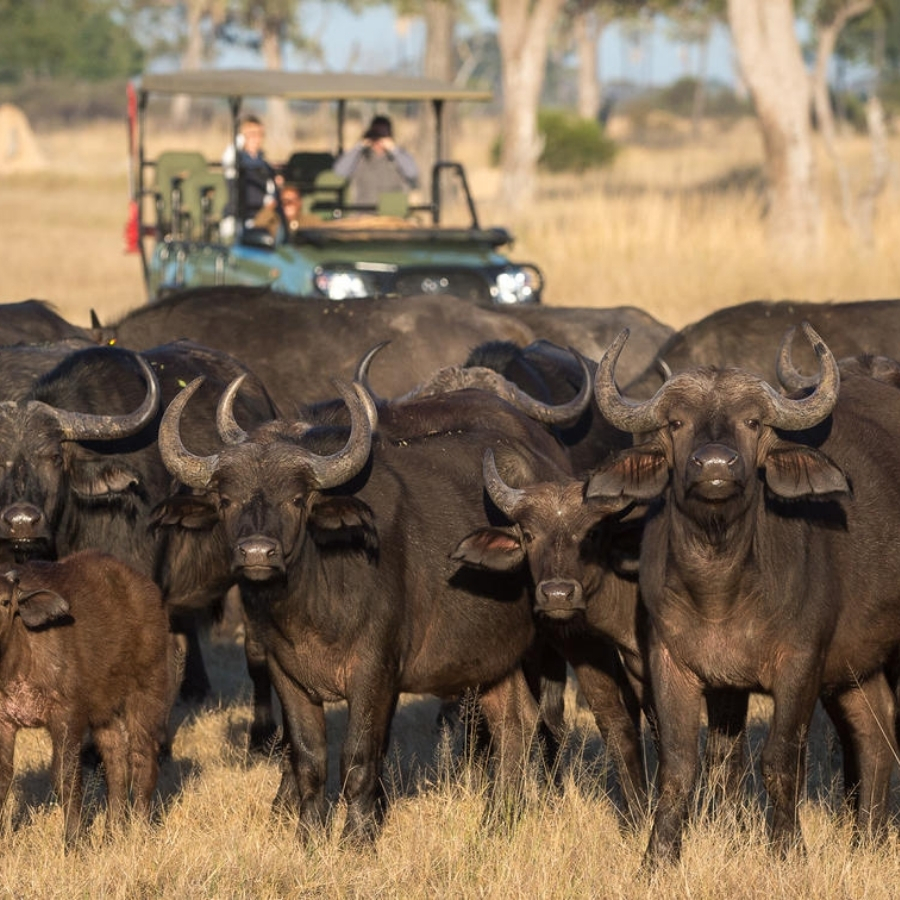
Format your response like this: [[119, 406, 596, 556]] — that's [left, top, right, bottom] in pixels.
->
[[690, 444, 739, 470], [536, 580, 585, 618], [1, 504, 44, 535], [237, 536, 282, 568]]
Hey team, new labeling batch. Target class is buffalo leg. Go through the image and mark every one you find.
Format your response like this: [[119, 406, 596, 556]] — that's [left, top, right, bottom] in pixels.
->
[[822, 674, 898, 839], [644, 632, 703, 866], [268, 660, 327, 838], [92, 724, 129, 830], [478, 667, 541, 823], [49, 719, 87, 848], [0, 723, 17, 824], [170, 612, 211, 702], [340, 675, 398, 844], [564, 633, 646, 824], [764, 662, 820, 856], [242, 613, 278, 752]]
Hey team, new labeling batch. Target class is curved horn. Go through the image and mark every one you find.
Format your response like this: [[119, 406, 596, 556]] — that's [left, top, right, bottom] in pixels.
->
[[355, 378, 379, 433], [482, 448, 526, 518], [593, 329, 668, 433], [217, 374, 249, 445], [354, 341, 391, 404], [761, 322, 839, 430], [775, 325, 818, 393], [394, 353, 592, 425], [158, 377, 220, 489], [303, 381, 374, 490], [41, 353, 160, 442]]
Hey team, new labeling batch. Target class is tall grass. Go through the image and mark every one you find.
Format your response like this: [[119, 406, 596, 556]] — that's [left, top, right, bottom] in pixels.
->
[[1, 117, 899, 895]]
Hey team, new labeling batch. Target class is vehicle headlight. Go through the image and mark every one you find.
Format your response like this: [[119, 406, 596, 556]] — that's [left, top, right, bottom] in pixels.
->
[[491, 265, 543, 305], [313, 267, 371, 300]]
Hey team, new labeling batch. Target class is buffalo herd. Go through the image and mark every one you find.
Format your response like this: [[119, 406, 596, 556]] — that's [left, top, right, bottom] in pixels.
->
[[3, 288, 900, 863]]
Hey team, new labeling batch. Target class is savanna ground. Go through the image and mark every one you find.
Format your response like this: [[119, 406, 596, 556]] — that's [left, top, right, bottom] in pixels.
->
[[1, 112, 900, 896]]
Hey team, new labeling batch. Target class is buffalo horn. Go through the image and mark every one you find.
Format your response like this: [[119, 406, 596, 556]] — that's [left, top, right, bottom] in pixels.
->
[[42, 353, 160, 442], [354, 341, 391, 404], [393, 355, 592, 425], [593, 329, 668, 433], [761, 322, 839, 430], [775, 325, 818, 392], [302, 381, 374, 490], [216, 374, 249, 445], [482, 448, 526, 518], [158, 377, 220, 489]]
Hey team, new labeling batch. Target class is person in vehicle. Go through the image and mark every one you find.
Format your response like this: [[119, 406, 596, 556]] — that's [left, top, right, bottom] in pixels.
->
[[255, 183, 319, 238], [221, 115, 281, 235], [333, 115, 418, 209]]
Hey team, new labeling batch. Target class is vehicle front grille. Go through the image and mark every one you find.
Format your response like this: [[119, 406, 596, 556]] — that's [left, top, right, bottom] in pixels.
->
[[392, 269, 491, 304]]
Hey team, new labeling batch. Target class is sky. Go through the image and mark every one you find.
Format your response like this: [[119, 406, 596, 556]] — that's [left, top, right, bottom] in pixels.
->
[[229, 2, 739, 89]]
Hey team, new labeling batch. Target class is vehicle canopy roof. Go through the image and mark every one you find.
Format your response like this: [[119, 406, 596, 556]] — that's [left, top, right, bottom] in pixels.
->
[[138, 69, 492, 103]]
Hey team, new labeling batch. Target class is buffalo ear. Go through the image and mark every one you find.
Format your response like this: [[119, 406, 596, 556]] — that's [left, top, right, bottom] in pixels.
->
[[451, 527, 525, 572], [69, 458, 142, 501], [16, 589, 70, 629], [308, 496, 378, 551], [151, 493, 220, 530], [764, 446, 850, 499], [586, 448, 670, 502]]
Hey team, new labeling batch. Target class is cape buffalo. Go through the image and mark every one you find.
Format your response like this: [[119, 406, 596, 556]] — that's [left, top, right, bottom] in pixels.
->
[[591, 324, 900, 863], [0, 551, 173, 845], [0, 299, 93, 347], [452, 449, 755, 824], [158, 376, 574, 842], [627, 298, 900, 397], [96, 286, 537, 409], [0, 341, 278, 738]]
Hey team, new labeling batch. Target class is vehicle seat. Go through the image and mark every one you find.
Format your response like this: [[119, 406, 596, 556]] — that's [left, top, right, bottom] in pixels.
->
[[305, 170, 347, 219], [282, 151, 336, 195], [376, 191, 409, 218], [153, 151, 208, 239], [179, 169, 229, 241]]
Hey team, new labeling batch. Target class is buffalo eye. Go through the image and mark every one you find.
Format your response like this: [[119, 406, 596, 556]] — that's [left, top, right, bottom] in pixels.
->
[[668, 419, 683, 433], [522, 530, 534, 545], [292, 494, 305, 507], [218, 495, 232, 511], [744, 418, 760, 431]]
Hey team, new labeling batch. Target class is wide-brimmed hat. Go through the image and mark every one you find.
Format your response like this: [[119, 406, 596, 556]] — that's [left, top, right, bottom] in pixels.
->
[[364, 115, 393, 140]]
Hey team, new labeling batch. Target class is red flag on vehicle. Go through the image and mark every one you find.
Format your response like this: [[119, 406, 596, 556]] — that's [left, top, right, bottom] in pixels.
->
[[124, 81, 140, 253], [124, 199, 140, 253]]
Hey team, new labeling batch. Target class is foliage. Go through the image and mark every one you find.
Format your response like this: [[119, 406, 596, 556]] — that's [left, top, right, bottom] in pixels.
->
[[620, 77, 751, 119], [536, 108, 618, 171], [491, 109, 617, 172], [0, 0, 143, 84], [0, 78, 127, 123]]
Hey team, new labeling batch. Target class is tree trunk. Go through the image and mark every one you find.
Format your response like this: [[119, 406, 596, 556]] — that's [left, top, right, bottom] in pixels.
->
[[811, 1, 874, 235], [172, 0, 207, 127], [261, 26, 291, 156], [690, 23, 711, 139], [574, 6, 602, 120], [497, 0, 566, 214], [417, 0, 457, 196], [727, 0, 821, 254]]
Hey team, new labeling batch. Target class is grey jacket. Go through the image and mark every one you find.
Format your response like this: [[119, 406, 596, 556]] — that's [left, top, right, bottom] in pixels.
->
[[333, 143, 419, 207]]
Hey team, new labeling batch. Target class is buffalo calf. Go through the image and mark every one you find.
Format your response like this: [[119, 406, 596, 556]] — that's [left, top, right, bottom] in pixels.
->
[[0, 550, 173, 845]]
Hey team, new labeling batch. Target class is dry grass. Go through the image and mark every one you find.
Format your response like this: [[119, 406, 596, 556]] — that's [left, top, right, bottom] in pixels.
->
[[2, 116, 900, 894]]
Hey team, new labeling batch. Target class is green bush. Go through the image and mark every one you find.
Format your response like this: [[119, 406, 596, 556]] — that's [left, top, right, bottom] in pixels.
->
[[491, 109, 617, 172], [537, 109, 617, 172]]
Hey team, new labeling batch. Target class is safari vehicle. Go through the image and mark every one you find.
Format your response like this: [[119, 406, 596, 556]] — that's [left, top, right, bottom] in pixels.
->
[[128, 69, 543, 305]]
